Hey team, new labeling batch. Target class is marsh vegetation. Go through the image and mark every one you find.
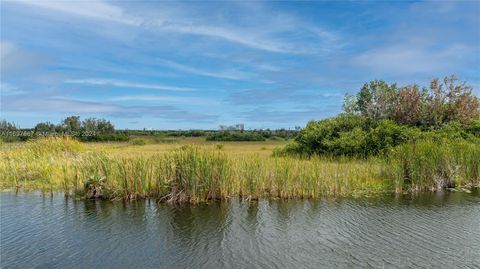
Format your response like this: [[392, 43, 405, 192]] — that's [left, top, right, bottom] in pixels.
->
[[0, 135, 478, 202], [1, 76, 478, 202]]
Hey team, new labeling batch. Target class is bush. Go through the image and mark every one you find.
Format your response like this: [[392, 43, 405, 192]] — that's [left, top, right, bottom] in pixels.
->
[[294, 115, 407, 157], [287, 114, 480, 157], [131, 139, 147, 146]]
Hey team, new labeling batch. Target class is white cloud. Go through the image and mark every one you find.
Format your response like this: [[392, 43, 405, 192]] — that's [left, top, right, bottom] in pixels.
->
[[4, 97, 119, 113], [352, 43, 472, 75], [0, 41, 47, 73], [65, 78, 195, 92], [110, 94, 220, 105], [0, 83, 27, 96], [10, 0, 139, 25], [157, 59, 252, 80], [7, 0, 336, 54]]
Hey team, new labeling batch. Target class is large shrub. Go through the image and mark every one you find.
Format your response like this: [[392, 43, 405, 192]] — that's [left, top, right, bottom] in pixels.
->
[[287, 115, 433, 157]]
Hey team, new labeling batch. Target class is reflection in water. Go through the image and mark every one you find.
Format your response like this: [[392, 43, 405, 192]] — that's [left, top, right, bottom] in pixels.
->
[[1, 190, 479, 268]]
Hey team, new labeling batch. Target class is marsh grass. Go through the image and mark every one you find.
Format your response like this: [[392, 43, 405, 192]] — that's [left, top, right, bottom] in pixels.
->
[[388, 139, 480, 192], [1, 137, 478, 202]]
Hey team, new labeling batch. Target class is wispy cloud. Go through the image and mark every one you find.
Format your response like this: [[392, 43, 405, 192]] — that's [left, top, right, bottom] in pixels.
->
[[65, 78, 195, 92], [0, 82, 27, 96], [110, 94, 220, 105], [3, 95, 218, 122], [8, 0, 337, 54], [10, 0, 139, 25], [2, 1, 478, 128], [0, 40, 48, 74], [227, 88, 343, 105], [352, 43, 473, 75], [157, 59, 252, 80]]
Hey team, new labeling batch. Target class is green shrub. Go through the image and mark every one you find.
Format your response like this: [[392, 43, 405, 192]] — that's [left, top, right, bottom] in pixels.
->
[[131, 139, 147, 146], [294, 115, 413, 157]]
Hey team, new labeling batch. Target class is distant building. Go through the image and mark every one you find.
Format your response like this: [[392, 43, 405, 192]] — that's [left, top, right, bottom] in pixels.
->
[[219, 124, 244, 131]]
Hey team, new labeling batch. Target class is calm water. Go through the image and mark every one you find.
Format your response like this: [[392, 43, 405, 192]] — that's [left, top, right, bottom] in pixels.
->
[[1, 191, 479, 269]]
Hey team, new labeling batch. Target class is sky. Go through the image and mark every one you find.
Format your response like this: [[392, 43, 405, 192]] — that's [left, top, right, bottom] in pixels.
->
[[1, 0, 479, 130]]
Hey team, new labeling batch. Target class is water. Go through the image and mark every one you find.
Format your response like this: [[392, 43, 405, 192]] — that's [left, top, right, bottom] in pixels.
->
[[1, 191, 479, 269]]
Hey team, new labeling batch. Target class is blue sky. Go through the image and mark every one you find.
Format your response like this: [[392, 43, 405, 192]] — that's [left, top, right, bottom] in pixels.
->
[[1, 0, 479, 130]]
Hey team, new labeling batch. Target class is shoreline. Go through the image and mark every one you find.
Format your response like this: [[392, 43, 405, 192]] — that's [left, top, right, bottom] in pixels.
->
[[2, 185, 478, 204]]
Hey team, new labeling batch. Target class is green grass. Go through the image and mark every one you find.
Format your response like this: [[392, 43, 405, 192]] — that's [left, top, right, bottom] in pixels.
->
[[0, 137, 478, 202]]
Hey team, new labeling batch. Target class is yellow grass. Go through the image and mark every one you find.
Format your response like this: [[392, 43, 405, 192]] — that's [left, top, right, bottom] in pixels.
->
[[83, 137, 289, 158]]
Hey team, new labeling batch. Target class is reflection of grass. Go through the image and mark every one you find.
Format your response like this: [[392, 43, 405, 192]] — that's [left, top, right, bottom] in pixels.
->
[[1, 137, 478, 202]]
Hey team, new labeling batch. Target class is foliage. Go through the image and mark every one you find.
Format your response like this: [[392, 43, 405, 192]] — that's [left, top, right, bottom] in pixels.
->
[[343, 76, 479, 128], [356, 80, 397, 120], [79, 134, 129, 142], [0, 120, 17, 131], [284, 114, 479, 157], [206, 131, 266, 141]]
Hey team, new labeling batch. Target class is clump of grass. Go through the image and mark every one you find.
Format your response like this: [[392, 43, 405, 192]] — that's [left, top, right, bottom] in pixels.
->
[[130, 138, 147, 146], [0, 137, 83, 191], [215, 144, 224, 150], [387, 139, 480, 192]]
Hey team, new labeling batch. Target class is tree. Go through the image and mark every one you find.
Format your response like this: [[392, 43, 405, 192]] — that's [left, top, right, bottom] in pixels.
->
[[82, 117, 97, 132], [0, 120, 17, 131], [393, 86, 421, 125], [81, 117, 114, 134], [34, 122, 56, 133], [62, 116, 81, 132], [343, 75, 479, 128], [443, 75, 479, 125], [356, 80, 397, 121], [95, 119, 115, 134], [342, 93, 359, 115]]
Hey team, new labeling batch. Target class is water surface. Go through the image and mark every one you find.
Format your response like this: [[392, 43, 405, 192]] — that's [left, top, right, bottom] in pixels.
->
[[1, 191, 479, 268]]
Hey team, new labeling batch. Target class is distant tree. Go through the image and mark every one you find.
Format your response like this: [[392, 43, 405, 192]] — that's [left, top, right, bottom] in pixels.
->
[[0, 120, 17, 131], [62, 116, 81, 132], [82, 117, 97, 132], [356, 80, 397, 121], [95, 119, 115, 134], [81, 117, 115, 134], [34, 122, 56, 133]]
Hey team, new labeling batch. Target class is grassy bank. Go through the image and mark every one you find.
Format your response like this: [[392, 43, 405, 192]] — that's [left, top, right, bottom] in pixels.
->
[[0, 138, 478, 202]]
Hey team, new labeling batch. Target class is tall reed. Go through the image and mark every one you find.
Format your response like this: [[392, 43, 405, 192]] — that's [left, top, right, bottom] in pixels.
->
[[387, 139, 480, 192]]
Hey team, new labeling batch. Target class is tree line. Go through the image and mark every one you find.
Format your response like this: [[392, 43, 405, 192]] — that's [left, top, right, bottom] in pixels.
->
[[277, 76, 479, 157], [343, 75, 479, 127], [0, 116, 126, 142]]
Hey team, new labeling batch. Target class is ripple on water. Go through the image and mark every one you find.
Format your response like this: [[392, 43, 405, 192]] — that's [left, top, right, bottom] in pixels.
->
[[1, 191, 479, 268]]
